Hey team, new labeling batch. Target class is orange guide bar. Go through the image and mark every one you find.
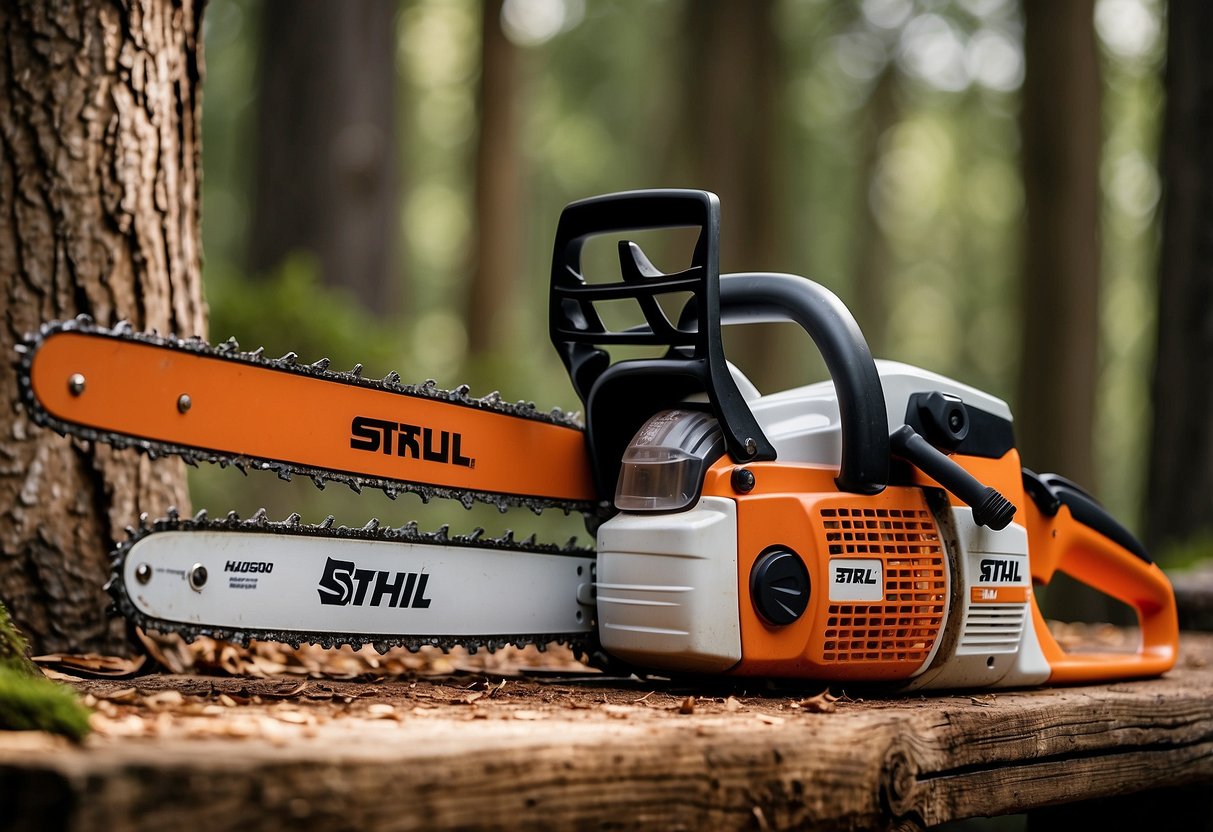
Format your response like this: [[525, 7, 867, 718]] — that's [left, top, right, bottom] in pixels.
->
[[31, 332, 596, 504]]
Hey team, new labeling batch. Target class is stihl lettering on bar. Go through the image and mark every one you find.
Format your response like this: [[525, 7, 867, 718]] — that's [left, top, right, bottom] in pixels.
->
[[350, 415, 473, 468]]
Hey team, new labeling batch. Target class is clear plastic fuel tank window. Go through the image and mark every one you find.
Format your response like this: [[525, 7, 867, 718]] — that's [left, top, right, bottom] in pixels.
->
[[614, 409, 726, 512]]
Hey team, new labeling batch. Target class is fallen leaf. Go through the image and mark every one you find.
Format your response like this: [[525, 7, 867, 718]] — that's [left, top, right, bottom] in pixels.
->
[[32, 653, 148, 679], [794, 690, 839, 713]]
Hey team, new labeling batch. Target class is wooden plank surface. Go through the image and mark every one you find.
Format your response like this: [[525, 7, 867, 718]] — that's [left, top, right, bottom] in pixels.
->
[[2, 633, 1212, 832]]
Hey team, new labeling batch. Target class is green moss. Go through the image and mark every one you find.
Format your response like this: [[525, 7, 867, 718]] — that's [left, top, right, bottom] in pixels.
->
[[0, 601, 91, 742], [0, 665, 92, 742], [0, 601, 38, 677]]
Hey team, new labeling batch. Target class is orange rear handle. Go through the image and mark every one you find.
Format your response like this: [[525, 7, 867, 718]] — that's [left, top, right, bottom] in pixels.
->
[[1025, 500, 1178, 683]]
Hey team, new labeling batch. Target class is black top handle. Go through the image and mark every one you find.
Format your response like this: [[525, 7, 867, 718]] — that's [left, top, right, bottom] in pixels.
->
[[549, 189, 888, 498], [549, 189, 776, 469], [680, 273, 889, 495]]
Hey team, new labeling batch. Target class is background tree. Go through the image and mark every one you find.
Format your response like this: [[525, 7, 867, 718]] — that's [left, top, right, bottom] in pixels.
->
[[466, 0, 523, 357], [1147, 0, 1213, 556], [674, 0, 793, 394], [249, 0, 400, 314], [0, 0, 207, 653], [1016, 0, 1102, 491]]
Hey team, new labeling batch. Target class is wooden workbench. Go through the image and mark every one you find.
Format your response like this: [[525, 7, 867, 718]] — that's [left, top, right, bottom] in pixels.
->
[[1, 631, 1211, 831]]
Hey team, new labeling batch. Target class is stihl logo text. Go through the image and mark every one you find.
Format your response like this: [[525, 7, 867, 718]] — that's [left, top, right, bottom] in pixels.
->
[[317, 556, 433, 608], [350, 416, 474, 467], [828, 559, 884, 602], [834, 567, 879, 585], [979, 558, 1022, 583], [225, 561, 273, 574]]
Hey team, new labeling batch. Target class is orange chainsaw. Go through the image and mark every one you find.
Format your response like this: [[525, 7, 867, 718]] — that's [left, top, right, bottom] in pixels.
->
[[16, 189, 1177, 688]]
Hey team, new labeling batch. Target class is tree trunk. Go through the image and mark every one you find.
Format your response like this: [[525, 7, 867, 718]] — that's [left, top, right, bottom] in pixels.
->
[[677, 0, 791, 394], [248, 0, 399, 314], [0, 0, 207, 654], [1016, 0, 1101, 490], [852, 64, 898, 360], [466, 0, 521, 357], [1146, 0, 1213, 556]]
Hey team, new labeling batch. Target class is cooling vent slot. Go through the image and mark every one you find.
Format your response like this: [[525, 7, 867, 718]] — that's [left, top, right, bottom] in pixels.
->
[[819, 505, 946, 665], [959, 603, 1026, 654]]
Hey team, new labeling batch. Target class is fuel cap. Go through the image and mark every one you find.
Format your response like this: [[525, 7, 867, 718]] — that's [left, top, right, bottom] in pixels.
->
[[750, 547, 810, 626]]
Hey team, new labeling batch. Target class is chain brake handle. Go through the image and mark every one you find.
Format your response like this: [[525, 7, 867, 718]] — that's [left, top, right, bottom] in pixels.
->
[[548, 190, 775, 500]]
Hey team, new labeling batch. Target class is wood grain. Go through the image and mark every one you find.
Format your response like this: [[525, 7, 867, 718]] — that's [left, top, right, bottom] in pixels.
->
[[3, 633, 1212, 831]]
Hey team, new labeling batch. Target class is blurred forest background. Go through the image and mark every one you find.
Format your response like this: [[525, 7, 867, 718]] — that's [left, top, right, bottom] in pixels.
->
[[190, 0, 1208, 572]]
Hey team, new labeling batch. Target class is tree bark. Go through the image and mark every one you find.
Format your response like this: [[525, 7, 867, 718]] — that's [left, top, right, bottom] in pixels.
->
[[1145, 0, 1213, 555], [466, 0, 521, 357], [1016, 0, 1102, 490], [0, 0, 207, 653], [249, 0, 400, 314]]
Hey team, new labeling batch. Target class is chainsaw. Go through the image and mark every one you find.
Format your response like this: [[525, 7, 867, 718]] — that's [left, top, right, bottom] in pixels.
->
[[15, 189, 1177, 689]]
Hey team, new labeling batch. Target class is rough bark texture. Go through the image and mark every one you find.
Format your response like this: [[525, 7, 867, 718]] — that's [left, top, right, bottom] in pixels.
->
[[678, 0, 794, 394], [3, 632, 1212, 830], [248, 0, 400, 314], [1017, 0, 1101, 490], [0, 0, 207, 653], [466, 0, 521, 356], [1146, 0, 1213, 554]]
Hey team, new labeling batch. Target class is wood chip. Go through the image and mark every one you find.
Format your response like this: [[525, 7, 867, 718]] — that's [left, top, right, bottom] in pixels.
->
[[724, 696, 743, 713], [97, 687, 139, 703], [366, 703, 396, 718], [272, 710, 311, 725], [510, 710, 543, 721], [143, 690, 186, 709], [678, 696, 696, 715]]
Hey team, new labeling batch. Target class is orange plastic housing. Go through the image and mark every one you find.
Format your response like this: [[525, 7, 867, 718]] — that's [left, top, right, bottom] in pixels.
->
[[704, 443, 1178, 685], [702, 462, 948, 680]]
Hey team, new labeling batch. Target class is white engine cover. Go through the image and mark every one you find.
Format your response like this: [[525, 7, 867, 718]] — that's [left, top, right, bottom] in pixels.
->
[[596, 497, 742, 673]]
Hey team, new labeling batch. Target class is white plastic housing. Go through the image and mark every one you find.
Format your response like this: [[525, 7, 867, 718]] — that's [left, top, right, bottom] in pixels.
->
[[903, 508, 1050, 690], [596, 497, 742, 673]]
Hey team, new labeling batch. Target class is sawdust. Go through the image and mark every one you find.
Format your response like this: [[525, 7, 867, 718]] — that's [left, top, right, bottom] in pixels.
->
[[67, 673, 845, 745], [131, 630, 591, 678]]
